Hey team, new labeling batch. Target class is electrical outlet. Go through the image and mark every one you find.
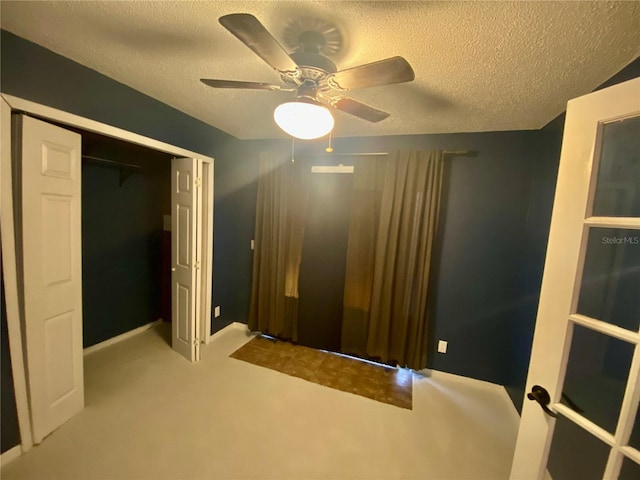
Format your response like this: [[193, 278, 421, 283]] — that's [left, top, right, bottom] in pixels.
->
[[250, 239, 255, 250], [438, 340, 448, 354], [214, 306, 221, 318]]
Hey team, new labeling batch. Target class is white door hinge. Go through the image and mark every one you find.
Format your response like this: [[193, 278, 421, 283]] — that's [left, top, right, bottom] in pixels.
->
[[194, 177, 202, 187], [194, 261, 201, 270]]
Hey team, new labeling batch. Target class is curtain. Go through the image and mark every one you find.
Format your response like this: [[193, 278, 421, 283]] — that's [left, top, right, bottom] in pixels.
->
[[342, 150, 444, 370], [248, 152, 309, 341], [341, 156, 387, 357]]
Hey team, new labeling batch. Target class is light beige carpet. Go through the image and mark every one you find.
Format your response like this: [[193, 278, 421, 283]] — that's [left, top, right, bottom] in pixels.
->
[[1, 323, 520, 479]]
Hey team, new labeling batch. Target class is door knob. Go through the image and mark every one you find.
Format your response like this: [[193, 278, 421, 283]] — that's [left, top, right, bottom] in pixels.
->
[[527, 385, 558, 418], [171, 267, 176, 272]]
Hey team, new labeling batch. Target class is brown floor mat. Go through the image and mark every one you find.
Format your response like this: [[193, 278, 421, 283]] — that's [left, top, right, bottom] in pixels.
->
[[230, 335, 412, 409]]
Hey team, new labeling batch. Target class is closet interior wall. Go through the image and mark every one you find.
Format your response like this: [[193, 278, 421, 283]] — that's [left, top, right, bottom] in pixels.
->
[[76, 127, 172, 348]]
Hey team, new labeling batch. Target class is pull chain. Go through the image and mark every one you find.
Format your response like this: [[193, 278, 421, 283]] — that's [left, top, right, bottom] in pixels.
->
[[291, 136, 295, 163], [325, 130, 333, 153]]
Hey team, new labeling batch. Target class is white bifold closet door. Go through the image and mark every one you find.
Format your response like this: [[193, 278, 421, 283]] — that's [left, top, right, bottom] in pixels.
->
[[18, 115, 84, 443], [171, 157, 202, 362]]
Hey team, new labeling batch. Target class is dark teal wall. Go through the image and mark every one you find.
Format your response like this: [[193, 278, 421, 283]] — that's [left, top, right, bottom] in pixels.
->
[[503, 116, 563, 411], [209, 140, 259, 332], [0, 30, 234, 155], [81, 152, 170, 347]]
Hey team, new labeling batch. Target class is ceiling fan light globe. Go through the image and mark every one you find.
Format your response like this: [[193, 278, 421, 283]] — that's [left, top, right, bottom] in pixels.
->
[[274, 101, 334, 140]]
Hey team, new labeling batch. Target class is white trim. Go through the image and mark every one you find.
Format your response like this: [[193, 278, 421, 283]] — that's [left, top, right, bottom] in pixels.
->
[[420, 370, 522, 431], [0, 97, 34, 452], [569, 314, 640, 344], [0, 445, 22, 467], [620, 446, 640, 465], [421, 369, 507, 394], [208, 322, 248, 343], [83, 320, 162, 356], [1, 94, 214, 162], [201, 159, 214, 344], [584, 216, 640, 228], [554, 403, 615, 446]]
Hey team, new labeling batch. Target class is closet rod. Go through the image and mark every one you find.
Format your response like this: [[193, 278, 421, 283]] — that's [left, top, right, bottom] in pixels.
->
[[82, 155, 141, 170], [304, 149, 472, 157]]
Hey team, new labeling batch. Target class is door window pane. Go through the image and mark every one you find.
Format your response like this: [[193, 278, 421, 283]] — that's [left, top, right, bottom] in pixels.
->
[[619, 457, 640, 480], [592, 115, 640, 217], [547, 414, 609, 480], [628, 401, 640, 450], [576, 228, 640, 332], [561, 325, 633, 433]]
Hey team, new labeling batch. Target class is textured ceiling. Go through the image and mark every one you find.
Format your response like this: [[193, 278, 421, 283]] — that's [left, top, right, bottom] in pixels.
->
[[1, 1, 639, 140]]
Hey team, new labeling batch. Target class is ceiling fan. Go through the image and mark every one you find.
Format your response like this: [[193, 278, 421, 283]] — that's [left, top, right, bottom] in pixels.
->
[[200, 13, 415, 138]]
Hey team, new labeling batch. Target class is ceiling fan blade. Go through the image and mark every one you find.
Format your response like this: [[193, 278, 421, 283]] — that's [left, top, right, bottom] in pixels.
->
[[327, 56, 415, 91], [200, 79, 295, 91], [331, 97, 390, 122], [219, 14, 301, 78]]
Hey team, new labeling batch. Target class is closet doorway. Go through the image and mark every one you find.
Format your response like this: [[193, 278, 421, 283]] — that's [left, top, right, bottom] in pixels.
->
[[80, 128, 173, 351], [1, 95, 213, 449]]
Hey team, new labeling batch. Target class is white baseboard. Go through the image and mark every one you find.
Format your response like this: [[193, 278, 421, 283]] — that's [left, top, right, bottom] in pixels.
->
[[421, 368, 505, 393], [498, 386, 522, 425], [420, 369, 522, 428], [1, 445, 22, 467], [83, 320, 161, 356], [208, 322, 248, 343]]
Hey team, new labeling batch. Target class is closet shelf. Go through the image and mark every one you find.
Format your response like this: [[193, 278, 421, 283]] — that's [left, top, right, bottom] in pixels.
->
[[82, 155, 141, 186]]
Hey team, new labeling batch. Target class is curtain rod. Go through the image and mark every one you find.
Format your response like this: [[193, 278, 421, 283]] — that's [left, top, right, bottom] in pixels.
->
[[301, 149, 471, 157], [82, 155, 141, 170]]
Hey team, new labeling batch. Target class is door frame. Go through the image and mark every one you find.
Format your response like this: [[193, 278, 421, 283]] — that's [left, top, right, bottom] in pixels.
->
[[0, 93, 215, 455]]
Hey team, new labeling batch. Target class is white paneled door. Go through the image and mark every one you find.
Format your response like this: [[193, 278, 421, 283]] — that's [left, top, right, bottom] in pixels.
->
[[171, 157, 202, 362], [510, 78, 640, 479], [19, 115, 84, 443]]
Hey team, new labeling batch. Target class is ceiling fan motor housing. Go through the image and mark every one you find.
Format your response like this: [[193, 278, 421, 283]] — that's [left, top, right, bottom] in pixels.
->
[[282, 23, 339, 87], [285, 51, 337, 87]]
